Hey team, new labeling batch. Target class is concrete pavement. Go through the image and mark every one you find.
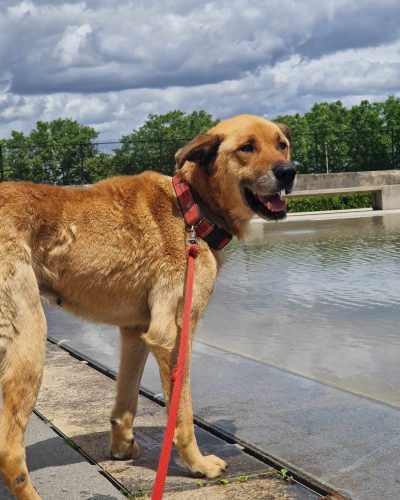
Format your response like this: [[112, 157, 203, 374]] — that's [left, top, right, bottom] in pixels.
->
[[0, 343, 322, 499], [0, 406, 124, 500]]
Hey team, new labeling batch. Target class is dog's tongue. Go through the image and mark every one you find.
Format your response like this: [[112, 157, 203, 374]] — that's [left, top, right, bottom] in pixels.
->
[[256, 193, 286, 212]]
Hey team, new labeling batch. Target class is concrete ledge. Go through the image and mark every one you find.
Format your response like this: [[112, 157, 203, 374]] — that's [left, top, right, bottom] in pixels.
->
[[284, 184, 400, 211], [294, 170, 400, 191], [286, 170, 400, 210], [372, 185, 400, 210], [285, 186, 381, 200]]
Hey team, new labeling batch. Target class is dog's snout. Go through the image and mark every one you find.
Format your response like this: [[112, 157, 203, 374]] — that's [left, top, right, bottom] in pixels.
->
[[272, 163, 296, 190]]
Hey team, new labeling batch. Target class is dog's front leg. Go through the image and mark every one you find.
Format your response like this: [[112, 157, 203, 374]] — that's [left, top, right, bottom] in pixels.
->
[[109, 328, 149, 460], [143, 307, 227, 479]]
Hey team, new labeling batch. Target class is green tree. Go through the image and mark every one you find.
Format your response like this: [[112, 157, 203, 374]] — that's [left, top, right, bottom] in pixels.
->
[[82, 151, 118, 183], [114, 110, 219, 176], [5, 119, 98, 184], [275, 101, 351, 173], [347, 100, 387, 171], [3, 132, 32, 181], [274, 97, 398, 173], [306, 101, 351, 173], [382, 96, 400, 169], [273, 112, 312, 173]]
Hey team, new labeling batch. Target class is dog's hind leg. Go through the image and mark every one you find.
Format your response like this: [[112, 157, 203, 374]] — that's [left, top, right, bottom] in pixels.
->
[[0, 238, 46, 500], [109, 327, 149, 460]]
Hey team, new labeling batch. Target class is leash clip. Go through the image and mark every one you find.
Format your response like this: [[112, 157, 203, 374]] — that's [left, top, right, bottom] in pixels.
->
[[186, 225, 198, 246], [186, 226, 199, 258]]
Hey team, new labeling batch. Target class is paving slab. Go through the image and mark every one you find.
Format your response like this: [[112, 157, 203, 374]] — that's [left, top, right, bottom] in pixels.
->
[[32, 343, 319, 499], [45, 306, 400, 499], [0, 406, 124, 500], [143, 342, 400, 500]]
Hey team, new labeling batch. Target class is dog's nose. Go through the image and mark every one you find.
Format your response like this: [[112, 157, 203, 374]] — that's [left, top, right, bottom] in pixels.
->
[[272, 163, 296, 190]]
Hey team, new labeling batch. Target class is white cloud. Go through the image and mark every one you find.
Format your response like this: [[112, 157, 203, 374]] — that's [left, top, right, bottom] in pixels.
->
[[54, 24, 93, 66], [0, 0, 399, 139], [6, 1, 35, 18]]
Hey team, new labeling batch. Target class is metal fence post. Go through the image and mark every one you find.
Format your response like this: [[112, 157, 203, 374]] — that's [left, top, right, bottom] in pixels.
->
[[324, 140, 329, 174], [79, 141, 85, 184], [314, 132, 319, 172], [390, 128, 395, 170], [0, 142, 3, 182], [158, 137, 163, 172]]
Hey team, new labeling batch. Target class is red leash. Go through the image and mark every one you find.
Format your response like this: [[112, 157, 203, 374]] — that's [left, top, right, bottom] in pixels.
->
[[151, 234, 199, 500]]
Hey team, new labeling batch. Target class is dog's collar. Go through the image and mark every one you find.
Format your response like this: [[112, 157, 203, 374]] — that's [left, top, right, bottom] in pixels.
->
[[172, 174, 232, 250]]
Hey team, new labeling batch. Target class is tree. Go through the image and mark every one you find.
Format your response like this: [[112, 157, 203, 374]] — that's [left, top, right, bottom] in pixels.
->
[[3, 131, 32, 181], [273, 112, 312, 173], [274, 97, 399, 173], [5, 119, 98, 184], [114, 110, 219, 176], [382, 96, 400, 169], [304, 101, 351, 173], [82, 151, 118, 183]]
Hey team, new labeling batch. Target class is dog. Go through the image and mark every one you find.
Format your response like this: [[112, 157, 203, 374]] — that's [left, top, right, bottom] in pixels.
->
[[0, 114, 296, 499]]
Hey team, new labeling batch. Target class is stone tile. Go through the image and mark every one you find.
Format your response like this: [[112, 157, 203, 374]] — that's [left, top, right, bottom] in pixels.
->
[[0, 410, 124, 500], [34, 344, 316, 498], [143, 343, 400, 499], [45, 311, 400, 499]]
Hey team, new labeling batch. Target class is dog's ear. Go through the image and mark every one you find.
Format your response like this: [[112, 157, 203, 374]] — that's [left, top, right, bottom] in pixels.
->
[[276, 123, 291, 143], [175, 134, 222, 173]]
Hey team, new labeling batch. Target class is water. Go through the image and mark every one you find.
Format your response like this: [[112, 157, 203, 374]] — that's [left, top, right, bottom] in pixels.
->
[[198, 214, 400, 407], [44, 213, 400, 408]]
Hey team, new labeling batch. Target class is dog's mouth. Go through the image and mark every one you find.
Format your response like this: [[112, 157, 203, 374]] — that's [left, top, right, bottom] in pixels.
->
[[242, 187, 287, 220]]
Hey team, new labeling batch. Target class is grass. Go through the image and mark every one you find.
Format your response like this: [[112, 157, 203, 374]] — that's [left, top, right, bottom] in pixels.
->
[[128, 485, 148, 499]]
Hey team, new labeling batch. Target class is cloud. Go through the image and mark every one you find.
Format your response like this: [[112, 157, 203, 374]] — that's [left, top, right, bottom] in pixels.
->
[[0, 0, 399, 138]]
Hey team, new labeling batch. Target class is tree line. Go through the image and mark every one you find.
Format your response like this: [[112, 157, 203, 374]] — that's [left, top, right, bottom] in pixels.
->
[[0, 97, 399, 185], [275, 96, 400, 173]]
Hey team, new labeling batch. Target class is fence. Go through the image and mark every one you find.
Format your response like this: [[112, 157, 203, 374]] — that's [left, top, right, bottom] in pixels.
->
[[0, 137, 189, 185], [0, 129, 399, 185], [295, 128, 400, 174]]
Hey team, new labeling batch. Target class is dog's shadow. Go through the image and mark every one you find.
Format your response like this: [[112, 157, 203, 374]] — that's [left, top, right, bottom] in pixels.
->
[[27, 421, 241, 478], [26, 426, 189, 476]]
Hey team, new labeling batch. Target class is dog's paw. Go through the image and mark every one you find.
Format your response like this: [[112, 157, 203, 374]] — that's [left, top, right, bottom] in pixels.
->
[[189, 455, 227, 479], [109, 437, 140, 460]]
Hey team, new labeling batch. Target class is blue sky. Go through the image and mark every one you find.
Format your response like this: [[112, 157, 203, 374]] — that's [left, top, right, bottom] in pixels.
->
[[1, 0, 399, 139]]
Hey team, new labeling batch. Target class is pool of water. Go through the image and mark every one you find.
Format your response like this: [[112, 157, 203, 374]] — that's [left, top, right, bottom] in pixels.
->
[[198, 214, 400, 407]]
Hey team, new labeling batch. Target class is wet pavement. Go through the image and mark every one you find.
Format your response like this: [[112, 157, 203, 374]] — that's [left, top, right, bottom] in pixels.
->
[[29, 343, 319, 499], [36, 211, 400, 498], [0, 401, 124, 500], [45, 308, 400, 499], [201, 213, 400, 408]]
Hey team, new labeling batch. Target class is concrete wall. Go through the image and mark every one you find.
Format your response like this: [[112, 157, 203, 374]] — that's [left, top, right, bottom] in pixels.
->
[[294, 170, 400, 191]]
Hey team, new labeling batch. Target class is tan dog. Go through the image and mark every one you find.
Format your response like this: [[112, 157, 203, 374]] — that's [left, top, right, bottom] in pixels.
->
[[0, 114, 295, 499]]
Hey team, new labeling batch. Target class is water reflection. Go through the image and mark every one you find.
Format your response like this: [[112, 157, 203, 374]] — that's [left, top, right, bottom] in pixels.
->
[[198, 214, 400, 407], [44, 214, 400, 408]]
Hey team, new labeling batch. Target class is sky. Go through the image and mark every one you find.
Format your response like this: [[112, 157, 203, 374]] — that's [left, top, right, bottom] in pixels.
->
[[1, 0, 400, 140]]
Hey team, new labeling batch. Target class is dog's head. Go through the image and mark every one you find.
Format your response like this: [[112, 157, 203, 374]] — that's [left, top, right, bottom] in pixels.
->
[[175, 115, 296, 226]]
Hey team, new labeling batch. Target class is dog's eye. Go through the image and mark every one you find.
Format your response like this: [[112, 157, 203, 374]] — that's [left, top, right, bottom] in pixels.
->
[[278, 141, 288, 151], [238, 143, 254, 153]]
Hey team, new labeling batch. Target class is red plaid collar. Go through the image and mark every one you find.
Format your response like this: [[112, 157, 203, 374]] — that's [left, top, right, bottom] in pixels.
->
[[172, 174, 232, 250]]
